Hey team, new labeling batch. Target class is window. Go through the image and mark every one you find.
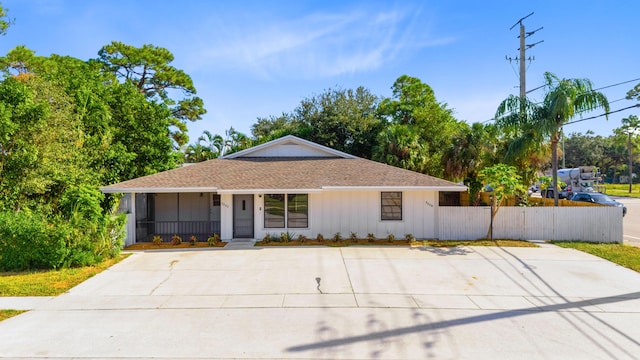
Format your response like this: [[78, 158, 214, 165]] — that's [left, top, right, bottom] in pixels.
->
[[264, 194, 308, 228], [381, 192, 402, 221], [264, 194, 285, 228], [287, 194, 308, 228]]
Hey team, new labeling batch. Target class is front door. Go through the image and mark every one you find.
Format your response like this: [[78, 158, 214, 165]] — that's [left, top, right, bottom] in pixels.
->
[[233, 195, 254, 238]]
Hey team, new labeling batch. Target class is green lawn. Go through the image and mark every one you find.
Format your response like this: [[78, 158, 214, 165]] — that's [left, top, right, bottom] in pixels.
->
[[0, 254, 128, 322], [552, 241, 640, 272], [603, 184, 640, 198]]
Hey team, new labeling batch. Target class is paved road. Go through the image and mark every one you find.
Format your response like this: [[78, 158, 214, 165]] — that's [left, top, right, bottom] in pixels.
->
[[0, 244, 639, 359], [615, 196, 640, 247]]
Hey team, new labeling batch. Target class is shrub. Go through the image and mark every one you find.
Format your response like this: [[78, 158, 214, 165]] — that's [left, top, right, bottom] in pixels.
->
[[171, 234, 182, 245], [261, 233, 271, 244], [207, 233, 220, 246], [316, 233, 324, 242], [333, 232, 342, 242], [387, 233, 395, 242], [405, 234, 416, 242], [189, 235, 197, 245], [280, 231, 296, 243], [367, 233, 376, 242], [152, 235, 163, 245], [350, 232, 358, 241], [0, 211, 68, 271], [297, 234, 305, 244]]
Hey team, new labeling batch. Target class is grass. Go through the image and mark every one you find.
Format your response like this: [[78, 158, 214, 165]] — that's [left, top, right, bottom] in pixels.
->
[[603, 184, 640, 198], [0, 254, 129, 297], [551, 241, 640, 272], [0, 310, 26, 321]]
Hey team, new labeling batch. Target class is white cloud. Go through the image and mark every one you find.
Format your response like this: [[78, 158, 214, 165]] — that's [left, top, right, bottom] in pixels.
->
[[188, 5, 455, 80]]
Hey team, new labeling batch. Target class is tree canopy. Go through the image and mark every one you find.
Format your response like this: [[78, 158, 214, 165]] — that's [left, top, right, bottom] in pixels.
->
[[97, 41, 206, 147]]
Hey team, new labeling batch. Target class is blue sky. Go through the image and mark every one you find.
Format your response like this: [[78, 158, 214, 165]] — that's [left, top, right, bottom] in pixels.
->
[[1, 0, 638, 143]]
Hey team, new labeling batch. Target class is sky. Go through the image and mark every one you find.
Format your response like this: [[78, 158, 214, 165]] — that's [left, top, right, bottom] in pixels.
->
[[0, 0, 638, 143]]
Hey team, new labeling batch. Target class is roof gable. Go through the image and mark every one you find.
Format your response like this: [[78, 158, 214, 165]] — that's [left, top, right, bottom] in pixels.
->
[[224, 135, 356, 159]]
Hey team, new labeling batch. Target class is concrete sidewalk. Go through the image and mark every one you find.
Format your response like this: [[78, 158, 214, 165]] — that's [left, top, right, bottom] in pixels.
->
[[1, 244, 639, 359]]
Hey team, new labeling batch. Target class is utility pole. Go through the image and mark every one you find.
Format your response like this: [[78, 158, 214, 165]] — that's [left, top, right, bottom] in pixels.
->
[[506, 12, 543, 99]]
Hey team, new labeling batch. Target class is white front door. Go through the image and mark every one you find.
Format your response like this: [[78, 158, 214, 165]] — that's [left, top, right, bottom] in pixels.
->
[[233, 195, 254, 238]]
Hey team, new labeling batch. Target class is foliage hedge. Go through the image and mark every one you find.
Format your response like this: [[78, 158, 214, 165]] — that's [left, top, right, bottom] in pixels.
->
[[0, 208, 126, 271]]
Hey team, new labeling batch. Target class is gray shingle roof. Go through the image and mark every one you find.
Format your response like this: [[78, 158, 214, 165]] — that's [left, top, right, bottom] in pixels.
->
[[101, 157, 465, 193]]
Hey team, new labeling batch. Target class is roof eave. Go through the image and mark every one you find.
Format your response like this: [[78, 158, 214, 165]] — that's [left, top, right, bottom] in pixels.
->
[[100, 187, 219, 194], [321, 186, 468, 192]]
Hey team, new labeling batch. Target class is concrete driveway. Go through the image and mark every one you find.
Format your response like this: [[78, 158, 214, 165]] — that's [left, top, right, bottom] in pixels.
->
[[1, 242, 639, 359]]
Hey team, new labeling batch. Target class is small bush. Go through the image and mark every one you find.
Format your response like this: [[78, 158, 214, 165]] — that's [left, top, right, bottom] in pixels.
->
[[280, 231, 296, 243], [367, 233, 376, 242], [333, 232, 342, 242], [387, 233, 395, 242], [171, 234, 182, 245], [189, 235, 197, 246], [207, 233, 220, 246], [262, 233, 271, 243], [152, 235, 163, 245], [297, 234, 306, 243], [405, 234, 415, 242], [350, 232, 358, 240], [316, 233, 324, 242]]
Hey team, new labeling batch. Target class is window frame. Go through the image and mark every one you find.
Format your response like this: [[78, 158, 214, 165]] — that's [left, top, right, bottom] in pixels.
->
[[263, 193, 309, 229], [381, 191, 403, 221]]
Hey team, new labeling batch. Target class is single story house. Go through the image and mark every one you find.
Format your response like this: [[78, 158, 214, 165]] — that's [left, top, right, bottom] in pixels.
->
[[101, 135, 467, 246]]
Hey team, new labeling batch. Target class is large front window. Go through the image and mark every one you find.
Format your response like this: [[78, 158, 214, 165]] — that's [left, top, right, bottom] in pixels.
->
[[381, 192, 402, 221], [264, 194, 308, 228]]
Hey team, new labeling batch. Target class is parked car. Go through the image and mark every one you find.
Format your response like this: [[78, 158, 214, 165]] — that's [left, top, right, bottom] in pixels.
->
[[570, 192, 627, 216]]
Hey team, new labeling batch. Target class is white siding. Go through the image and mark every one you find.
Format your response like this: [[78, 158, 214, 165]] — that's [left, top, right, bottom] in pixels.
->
[[247, 142, 333, 157], [220, 194, 233, 240], [252, 190, 438, 240], [438, 207, 623, 243]]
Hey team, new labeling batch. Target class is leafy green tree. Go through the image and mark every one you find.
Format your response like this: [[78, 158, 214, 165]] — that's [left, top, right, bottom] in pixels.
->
[[293, 87, 381, 158], [444, 122, 500, 200], [373, 124, 428, 172], [0, 75, 88, 212], [97, 41, 206, 147], [562, 131, 607, 169], [251, 114, 300, 140], [376, 75, 462, 176], [478, 164, 526, 240], [613, 115, 640, 191], [495, 72, 609, 206], [0, 3, 12, 36]]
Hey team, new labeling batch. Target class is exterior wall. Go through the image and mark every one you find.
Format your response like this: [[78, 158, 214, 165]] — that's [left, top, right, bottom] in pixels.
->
[[251, 190, 438, 240], [438, 206, 623, 243], [246, 142, 336, 157], [220, 194, 234, 240]]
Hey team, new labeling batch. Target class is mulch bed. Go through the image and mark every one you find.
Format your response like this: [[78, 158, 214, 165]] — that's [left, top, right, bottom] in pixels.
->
[[124, 242, 227, 250]]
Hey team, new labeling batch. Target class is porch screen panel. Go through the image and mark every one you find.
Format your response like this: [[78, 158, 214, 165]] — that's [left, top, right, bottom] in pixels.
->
[[287, 194, 308, 228], [381, 192, 402, 221], [264, 194, 285, 228]]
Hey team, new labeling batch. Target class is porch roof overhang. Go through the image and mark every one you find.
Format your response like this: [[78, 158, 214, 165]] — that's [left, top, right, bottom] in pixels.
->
[[100, 187, 219, 194]]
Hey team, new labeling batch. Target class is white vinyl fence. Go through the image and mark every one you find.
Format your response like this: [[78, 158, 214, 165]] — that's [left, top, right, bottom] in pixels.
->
[[438, 206, 623, 243]]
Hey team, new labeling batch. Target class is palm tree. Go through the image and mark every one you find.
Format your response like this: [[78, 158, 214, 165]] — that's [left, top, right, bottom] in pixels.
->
[[198, 130, 225, 158], [495, 72, 609, 205]]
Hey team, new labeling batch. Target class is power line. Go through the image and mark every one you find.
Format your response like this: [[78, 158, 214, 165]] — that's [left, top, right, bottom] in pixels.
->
[[564, 104, 639, 126], [525, 77, 640, 96]]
